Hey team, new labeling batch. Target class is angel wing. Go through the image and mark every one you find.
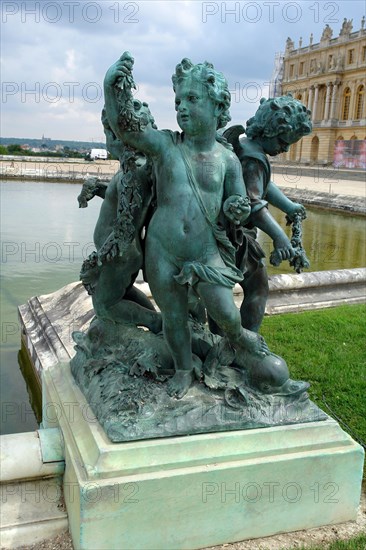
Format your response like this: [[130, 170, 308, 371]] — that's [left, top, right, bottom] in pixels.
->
[[223, 124, 245, 154]]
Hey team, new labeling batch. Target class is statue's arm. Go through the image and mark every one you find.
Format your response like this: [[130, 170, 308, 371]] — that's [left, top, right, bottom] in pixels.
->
[[245, 160, 294, 261], [251, 207, 291, 246], [266, 181, 306, 220], [92, 174, 120, 262], [103, 52, 164, 156], [77, 177, 108, 208], [223, 153, 250, 225]]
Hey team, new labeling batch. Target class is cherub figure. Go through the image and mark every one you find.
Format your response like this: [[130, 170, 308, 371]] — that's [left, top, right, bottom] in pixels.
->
[[223, 95, 312, 332], [79, 104, 162, 334], [103, 52, 270, 398]]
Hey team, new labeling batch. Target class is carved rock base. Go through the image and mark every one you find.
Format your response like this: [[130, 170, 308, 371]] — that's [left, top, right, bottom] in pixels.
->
[[70, 320, 325, 442]]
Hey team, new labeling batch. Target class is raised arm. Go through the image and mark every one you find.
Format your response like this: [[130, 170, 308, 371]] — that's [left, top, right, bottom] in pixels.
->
[[103, 52, 165, 156]]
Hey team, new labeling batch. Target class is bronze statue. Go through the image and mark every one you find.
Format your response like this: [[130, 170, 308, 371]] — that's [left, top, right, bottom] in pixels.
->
[[78, 104, 162, 333], [103, 52, 273, 398], [70, 54, 317, 442], [223, 95, 312, 332]]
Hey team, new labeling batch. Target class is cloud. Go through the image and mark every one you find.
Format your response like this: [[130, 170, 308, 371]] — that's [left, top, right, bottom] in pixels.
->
[[2, 0, 365, 140]]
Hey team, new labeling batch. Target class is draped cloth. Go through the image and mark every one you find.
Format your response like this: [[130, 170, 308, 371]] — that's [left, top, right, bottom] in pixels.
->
[[162, 131, 243, 289], [235, 226, 266, 276]]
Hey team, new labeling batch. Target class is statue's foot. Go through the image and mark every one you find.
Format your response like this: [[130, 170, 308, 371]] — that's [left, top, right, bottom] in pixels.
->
[[240, 330, 270, 356], [166, 370, 194, 399], [257, 335, 270, 355]]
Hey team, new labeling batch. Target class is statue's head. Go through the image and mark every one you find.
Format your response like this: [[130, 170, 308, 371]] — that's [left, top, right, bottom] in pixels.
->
[[172, 58, 231, 130], [245, 95, 312, 146]]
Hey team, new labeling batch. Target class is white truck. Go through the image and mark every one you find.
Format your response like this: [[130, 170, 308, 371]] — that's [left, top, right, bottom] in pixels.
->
[[86, 148, 108, 161]]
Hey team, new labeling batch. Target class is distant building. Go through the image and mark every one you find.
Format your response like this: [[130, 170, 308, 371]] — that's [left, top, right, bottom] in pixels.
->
[[275, 17, 366, 166]]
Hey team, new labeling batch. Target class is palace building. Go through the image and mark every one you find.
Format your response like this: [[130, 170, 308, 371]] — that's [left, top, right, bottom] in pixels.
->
[[270, 17, 366, 167]]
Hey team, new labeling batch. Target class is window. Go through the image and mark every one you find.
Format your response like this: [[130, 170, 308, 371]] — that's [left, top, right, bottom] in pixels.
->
[[289, 64, 294, 77], [321, 89, 327, 120], [347, 49, 354, 64], [363, 46, 366, 62], [355, 85, 365, 119], [299, 62, 304, 75], [328, 55, 333, 69], [342, 88, 351, 120], [311, 136, 319, 162]]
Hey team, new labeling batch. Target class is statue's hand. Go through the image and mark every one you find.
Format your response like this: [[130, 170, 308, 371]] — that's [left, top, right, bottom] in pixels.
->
[[223, 195, 251, 225], [286, 202, 306, 222], [270, 235, 295, 266], [104, 51, 134, 90]]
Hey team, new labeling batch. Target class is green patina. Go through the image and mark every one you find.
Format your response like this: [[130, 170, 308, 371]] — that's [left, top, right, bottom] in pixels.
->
[[71, 52, 318, 442]]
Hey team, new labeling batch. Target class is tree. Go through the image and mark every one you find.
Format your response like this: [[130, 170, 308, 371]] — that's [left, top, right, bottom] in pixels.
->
[[7, 144, 23, 154]]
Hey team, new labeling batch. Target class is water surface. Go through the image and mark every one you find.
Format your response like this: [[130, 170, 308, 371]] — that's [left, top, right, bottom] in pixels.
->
[[1, 180, 365, 434], [1, 181, 100, 434]]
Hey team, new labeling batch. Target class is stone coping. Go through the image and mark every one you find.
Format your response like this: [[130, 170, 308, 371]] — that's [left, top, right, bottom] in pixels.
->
[[18, 268, 366, 380]]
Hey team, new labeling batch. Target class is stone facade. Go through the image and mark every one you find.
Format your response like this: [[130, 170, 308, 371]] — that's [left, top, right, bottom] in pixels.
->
[[277, 17, 366, 164]]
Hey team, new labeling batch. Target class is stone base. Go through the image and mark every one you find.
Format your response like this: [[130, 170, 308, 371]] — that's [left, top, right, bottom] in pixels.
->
[[43, 362, 364, 550]]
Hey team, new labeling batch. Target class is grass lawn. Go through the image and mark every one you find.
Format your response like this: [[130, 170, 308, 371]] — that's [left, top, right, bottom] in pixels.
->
[[260, 304, 366, 450], [295, 533, 366, 549], [261, 305, 365, 549]]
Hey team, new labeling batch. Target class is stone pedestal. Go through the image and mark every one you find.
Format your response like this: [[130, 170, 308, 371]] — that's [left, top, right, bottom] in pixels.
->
[[43, 362, 364, 550]]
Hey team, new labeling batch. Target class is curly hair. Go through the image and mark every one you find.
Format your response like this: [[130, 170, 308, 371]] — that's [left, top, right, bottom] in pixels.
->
[[245, 95, 312, 142], [172, 58, 231, 130]]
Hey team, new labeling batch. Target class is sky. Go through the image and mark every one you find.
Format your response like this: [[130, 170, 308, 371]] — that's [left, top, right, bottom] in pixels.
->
[[1, 0, 365, 142]]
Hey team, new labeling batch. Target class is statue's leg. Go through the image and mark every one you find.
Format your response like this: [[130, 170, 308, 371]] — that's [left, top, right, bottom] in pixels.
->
[[188, 288, 207, 323], [197, 283, 241, 340], [92, 261, 161, 332], [196, 282, 269, 356], [106, 299, 162, 333], [148, 262, 191, 370], [239, 266, 269, 332], [146, 255, 194, 398], [125, 285, 157, 311], [207, 315, 224, 337]]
